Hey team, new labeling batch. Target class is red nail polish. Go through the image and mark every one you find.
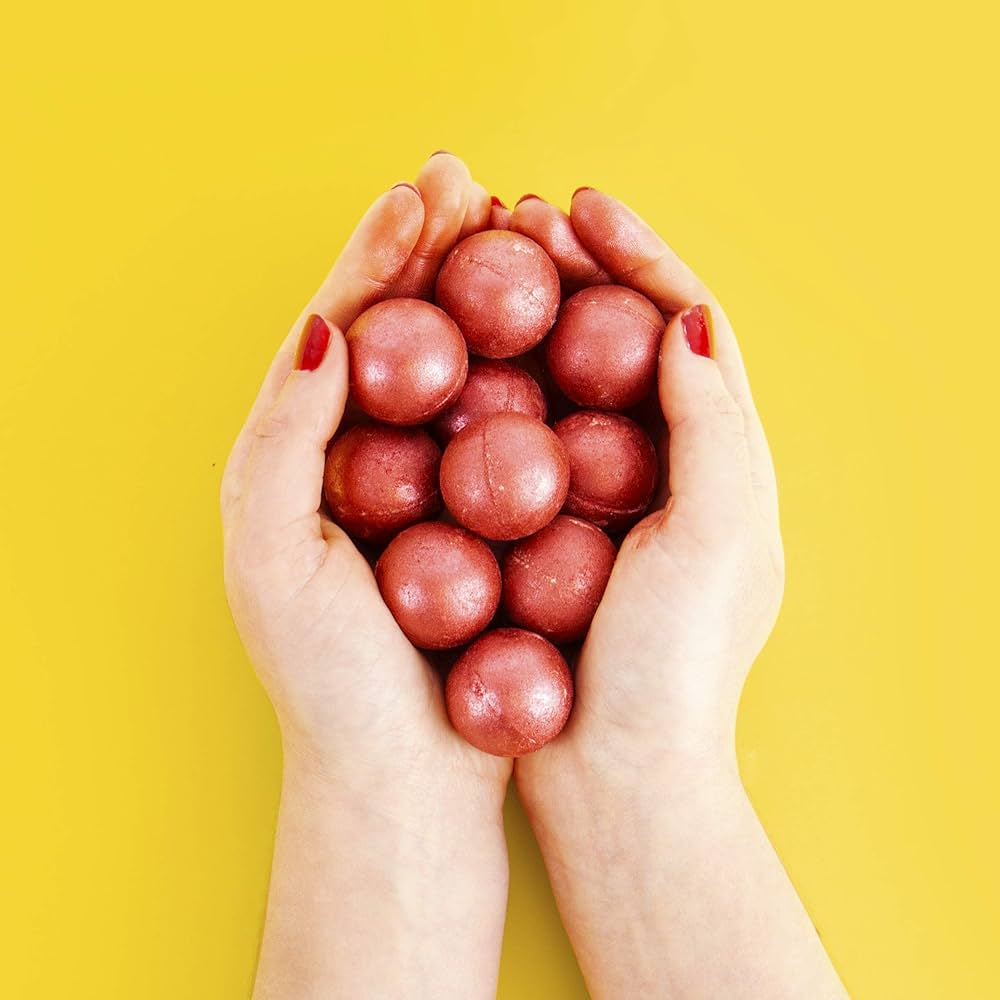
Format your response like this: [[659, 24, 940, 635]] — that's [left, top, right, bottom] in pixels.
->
[[516, 193, 540, 206], [491, 195, 506, 208], [682, 305, 714, 358], [572, 186, 593, 199], [296, 314, 331, 371], [392, 182, 420, 194]]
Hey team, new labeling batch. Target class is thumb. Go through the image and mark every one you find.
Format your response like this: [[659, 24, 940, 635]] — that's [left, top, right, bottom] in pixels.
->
[[241, 314, 348, 541], [658, 305, 754, 527]]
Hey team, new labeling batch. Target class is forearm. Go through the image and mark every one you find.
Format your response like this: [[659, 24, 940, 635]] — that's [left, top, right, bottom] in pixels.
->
[[520, 750, 848, 1000], [254, 745, 509, 1000]]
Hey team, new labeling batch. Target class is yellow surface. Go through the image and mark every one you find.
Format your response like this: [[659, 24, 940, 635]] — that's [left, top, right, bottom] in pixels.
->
[[1, 1, 997, 996]]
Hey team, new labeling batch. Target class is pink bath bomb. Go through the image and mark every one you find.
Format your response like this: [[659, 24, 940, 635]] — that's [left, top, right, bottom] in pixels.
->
[[323, 424, 441, 542], [435, 231, 560, 358], [439, 412, 569, 541], [375, 522, 501, 650], [433, 359, 547, 442], [554, 411, 657, 532], [502, 515, 616, 644], [546, 285, 665, 410], [346, 298, 468, 425], [445, 628, 573, 757]]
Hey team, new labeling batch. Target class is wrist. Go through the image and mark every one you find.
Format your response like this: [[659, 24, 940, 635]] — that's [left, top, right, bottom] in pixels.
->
[[517, 736, 745, 870]]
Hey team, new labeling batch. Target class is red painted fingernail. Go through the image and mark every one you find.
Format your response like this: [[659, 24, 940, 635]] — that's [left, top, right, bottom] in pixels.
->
[[682, 305, 714, 359], [431, 149, 452, 156], [516, 193, 540, 206], [296, 314, 331, 371], [572, 186, 593, 199], [491, 195, 506, 208], [392, 182, 420, 194]]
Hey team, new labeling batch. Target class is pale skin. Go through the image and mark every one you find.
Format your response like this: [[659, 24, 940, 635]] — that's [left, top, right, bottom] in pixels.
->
[[221, 153, 849, 998]]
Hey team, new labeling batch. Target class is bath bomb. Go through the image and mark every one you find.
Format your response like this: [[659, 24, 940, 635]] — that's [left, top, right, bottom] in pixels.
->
[[433, 358, 547, 442], [435, 231, 560, 358], [439, 412, 569, 541], [346, 298, 468, 425], [323, 424, 441, 542], [445, 628, 573, 757], [546, 285, 664, 410], [375, 522, 501, 650], [502, 515, 616, 643], [554, 411, 657, 532]]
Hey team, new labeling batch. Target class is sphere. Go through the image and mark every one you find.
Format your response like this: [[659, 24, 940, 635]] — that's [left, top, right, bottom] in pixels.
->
[[440, 412, 569, 541], [435, 231, 560, 358], [546, 285, 664, 410], [445, 628, 573, 757], [554, 411, 657, 532], [502, 515, 617, 643], [433, 358, 547, 442], [346, 298, 468, 425], [323, 424, 441, 542], [375, 523, 501, 650]]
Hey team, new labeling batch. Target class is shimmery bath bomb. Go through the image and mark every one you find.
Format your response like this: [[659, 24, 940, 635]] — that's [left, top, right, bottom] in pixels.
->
[[554, 411, 657, 532], [346, 298, 468, 425], [545, 285, 665, 410], [323, 424, 441, 542], [375, 522, 501, 650], [445, 628, 573, 757], [502, 515, 616, 644], [435, 231, 560, 358], [433, 358, 547, 442], [439, 412, 569, 541]]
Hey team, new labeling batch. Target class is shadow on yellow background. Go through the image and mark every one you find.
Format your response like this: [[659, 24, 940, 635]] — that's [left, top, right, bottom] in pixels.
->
[[2, 1, 997, 996]]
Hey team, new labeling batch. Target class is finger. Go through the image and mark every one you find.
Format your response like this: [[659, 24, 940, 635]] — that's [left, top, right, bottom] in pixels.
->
[[310, 183, 425, 326], [240, 316, 349, 545], [569, 188, 708, 313], [221, 185, 424, 515], [489, 197, 511, 230], [388, 152, 472, 299], [510, 195, 611, 294], [653, 305, 754, 530], [570, 188, 778, 525], [458, 182, 491, 240]]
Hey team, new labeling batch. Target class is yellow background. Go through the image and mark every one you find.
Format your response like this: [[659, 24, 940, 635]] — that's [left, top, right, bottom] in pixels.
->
[[2, 1, 997, 996]]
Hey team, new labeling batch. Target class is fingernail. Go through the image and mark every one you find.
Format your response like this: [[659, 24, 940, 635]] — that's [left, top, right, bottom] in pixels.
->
[[682, 305, 714, 359], [491, 195, 506, 208], [296, 314, 331, 371], [516, 193, 540, 206], [392, 182, 420, 194], [572, 186, 593, 199], [431, 149, 451, 156]]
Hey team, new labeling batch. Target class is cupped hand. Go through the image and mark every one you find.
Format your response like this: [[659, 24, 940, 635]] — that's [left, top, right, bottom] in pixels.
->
[[220, 154, 508, 793], [515, 189, 784, 787]]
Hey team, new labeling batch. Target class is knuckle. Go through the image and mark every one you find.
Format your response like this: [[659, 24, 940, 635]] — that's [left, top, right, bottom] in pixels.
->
[[252, 411, 288, 441], [709, 390, 745, 431]]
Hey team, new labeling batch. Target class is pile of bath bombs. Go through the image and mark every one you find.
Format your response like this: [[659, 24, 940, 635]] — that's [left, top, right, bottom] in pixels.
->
[[322, 230, 664, 758]]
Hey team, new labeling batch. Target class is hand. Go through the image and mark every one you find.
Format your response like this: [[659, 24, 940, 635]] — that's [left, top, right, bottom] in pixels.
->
[[515, 186, 783, 784], [222, 154, 508, 1000], [221, 153, 505, 793], [511, 190, 845, 1000]]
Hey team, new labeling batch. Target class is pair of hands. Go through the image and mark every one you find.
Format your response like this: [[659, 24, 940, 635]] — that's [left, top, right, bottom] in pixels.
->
[[221, 151, 787, 997]]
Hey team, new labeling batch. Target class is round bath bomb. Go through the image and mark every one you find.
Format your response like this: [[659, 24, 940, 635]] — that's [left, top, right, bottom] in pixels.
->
[[346, 298, 468, 425], [433, 359, 547, 442], [375, 523, 501, 650], [445, 628, 573, 757], [502, 515, 617, 644], [554, 411, 657, 532], [440, 412, 569, 541], [323, 424, 441, 542], [546, 285, 665, 410], [435, 231, 560, 358]]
